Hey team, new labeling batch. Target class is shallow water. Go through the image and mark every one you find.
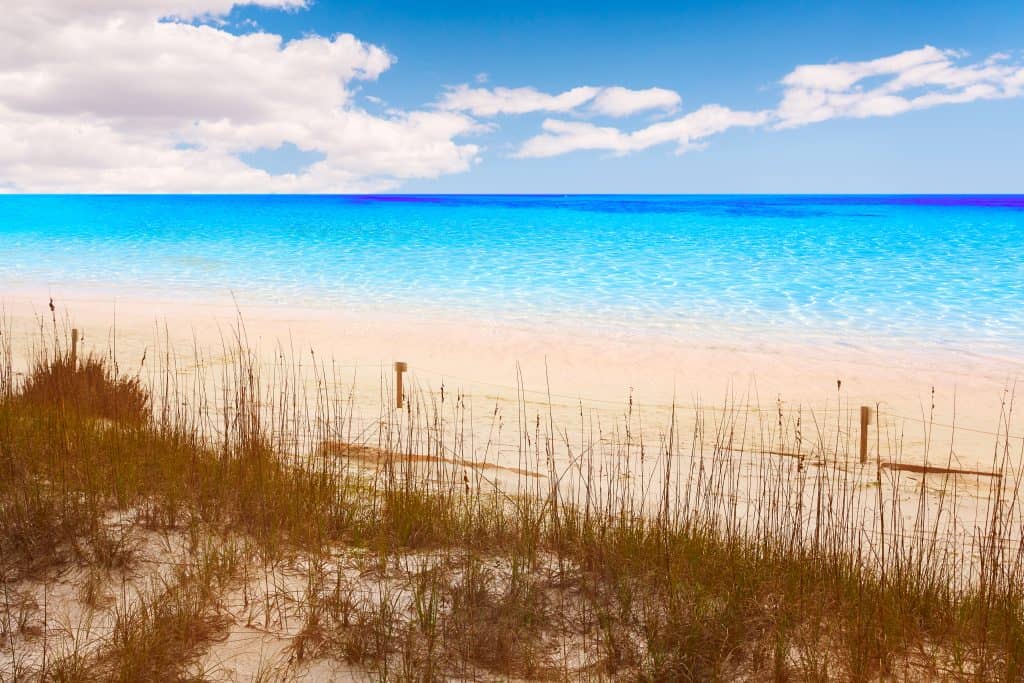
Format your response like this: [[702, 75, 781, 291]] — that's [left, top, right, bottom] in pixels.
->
[[4, 194, 1024, 356]]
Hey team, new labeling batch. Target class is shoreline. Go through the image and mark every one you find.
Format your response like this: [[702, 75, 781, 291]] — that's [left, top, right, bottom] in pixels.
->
[[6, 280, 1024, 363]]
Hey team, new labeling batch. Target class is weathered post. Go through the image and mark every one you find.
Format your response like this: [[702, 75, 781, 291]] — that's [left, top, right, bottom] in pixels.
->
[[859, 405, 872, 464], [394, 361, 407, 409], [71, 328, 79, 369]]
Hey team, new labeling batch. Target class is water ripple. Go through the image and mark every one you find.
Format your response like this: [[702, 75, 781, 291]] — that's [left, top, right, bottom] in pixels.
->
[[2, 195, 1023, 355]]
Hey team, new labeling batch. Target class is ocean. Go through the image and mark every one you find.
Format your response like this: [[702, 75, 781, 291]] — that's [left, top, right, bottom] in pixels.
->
[[4, 194, 1023, 357]]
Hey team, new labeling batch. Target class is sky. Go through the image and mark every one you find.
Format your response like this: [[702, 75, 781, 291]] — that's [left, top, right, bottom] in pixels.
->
[[1, 0, 1022, 193]]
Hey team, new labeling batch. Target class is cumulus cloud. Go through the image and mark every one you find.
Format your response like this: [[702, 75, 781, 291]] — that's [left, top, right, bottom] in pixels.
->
[[438, 84, 681, 118], [21, 0, 307, 22], [436, 85, 601, 116], [510, 46, 1024, 159], [775, 45, 1024, 128], [0, 1, 480, 192], [515, 106, 769, 158], [589, 86, 681, 117], [2, 12, 1022, 191]]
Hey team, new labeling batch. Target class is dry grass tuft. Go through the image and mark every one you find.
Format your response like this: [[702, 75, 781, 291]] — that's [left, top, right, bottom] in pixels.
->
[[95, 545, 238, 681], [444, 558, 550, 677], [2, 324, 1024, 680], [18, 353, 149, 424]]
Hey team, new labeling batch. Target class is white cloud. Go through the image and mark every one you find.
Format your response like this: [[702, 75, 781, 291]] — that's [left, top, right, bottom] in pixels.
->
[[21, 0, 307, 22], [589, 86, 681, 117], [776, 45, 1024, 128], [515, 105, 769, 158], [436, 85, 601, 116], [0, 1, 480, 192], [2, 10, 1022, 192], [512, 46, 1024, 159], [438, 84, 682, 118]]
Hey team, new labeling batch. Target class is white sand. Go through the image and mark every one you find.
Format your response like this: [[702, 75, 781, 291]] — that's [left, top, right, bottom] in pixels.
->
[[4, 288, 1023, 471]]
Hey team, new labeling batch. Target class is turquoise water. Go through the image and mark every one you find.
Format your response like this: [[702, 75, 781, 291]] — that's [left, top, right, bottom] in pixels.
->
[[2, 195, 1023, 354]]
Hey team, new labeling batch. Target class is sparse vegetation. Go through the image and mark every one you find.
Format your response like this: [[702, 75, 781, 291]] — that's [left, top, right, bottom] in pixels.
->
[[2, 319, 1023, 680]]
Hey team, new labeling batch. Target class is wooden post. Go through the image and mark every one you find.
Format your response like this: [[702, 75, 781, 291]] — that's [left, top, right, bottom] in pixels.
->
[[394, 361, 407, 409], [859, 405, 872, 464], [71, 328, 79, 369]]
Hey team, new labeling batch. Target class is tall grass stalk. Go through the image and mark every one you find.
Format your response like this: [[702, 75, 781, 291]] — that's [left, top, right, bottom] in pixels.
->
[[1, 319, 1023, 680]]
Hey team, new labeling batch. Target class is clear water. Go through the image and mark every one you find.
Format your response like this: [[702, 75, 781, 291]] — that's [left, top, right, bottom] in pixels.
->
[[3, 195, 1023, 355]]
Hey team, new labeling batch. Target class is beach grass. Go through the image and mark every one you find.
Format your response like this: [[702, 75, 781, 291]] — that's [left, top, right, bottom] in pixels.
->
[[2, 320, 1023, 681]]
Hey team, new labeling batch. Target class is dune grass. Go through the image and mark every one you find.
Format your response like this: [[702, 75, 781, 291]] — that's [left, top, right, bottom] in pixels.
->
[[2, 323, 1024, 680]]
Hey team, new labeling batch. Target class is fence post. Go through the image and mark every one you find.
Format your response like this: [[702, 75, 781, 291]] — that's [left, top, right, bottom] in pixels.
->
[[394, 361, 407, 409], [859, 405, 872, 464], [71, 328, 79, 369]]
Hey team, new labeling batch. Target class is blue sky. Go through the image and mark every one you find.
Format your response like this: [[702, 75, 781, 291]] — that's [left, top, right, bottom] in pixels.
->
[[228, 0, 1024, 193], [1, 1, 1022, 193]]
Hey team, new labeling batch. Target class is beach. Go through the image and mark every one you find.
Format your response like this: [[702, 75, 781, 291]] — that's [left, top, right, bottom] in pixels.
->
[[4, 287, 1021, 472], [5, 0, 1024, 675], [4, 195, 1024, 679]]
